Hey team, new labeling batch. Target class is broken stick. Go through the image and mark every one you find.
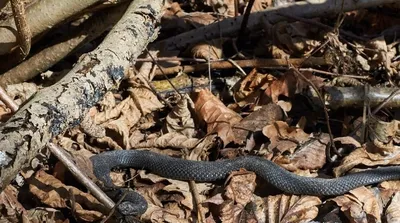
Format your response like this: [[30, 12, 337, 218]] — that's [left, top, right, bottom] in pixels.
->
[[0, 0, 163, 192]]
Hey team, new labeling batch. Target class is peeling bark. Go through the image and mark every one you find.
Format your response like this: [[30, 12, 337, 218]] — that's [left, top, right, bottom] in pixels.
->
[[0, 0, 164, 192]]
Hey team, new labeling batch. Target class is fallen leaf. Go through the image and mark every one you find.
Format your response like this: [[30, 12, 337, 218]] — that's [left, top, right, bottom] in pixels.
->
[[262, 121, 310, 154], [275, 133, 329, 172], [137, 171, 213, 222], [266, 194, 321, 223], [385, 192, 400, 222], [233, 103, 284, 144], [192, 89, 242, 146], [27, 170, 104, 222], [26, 207, 68, 223], [135, 132, 200, 150], [330, 187, 381, 223], [334, 143, 400, 177], [262, 70, 325, 103], [190, 39, 224, 60], [164, 94, 196, 138], [0, 185, 27, 220]]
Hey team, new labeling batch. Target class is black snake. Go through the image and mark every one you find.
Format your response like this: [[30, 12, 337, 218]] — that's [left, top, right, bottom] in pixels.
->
[[90, 150, 400, 216]]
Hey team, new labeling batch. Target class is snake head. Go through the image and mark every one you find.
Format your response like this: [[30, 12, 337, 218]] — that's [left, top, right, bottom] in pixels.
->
[[115, 189, 148, 216], [118, 200, 148, 216]]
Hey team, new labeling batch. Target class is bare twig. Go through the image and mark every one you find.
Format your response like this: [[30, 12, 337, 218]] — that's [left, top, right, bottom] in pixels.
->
[[10, 0, 31, 58], [47, 143, 115, 211], [155, 57, 330, 76], [291, 68, 338, 162], [0, 86, 18, 113]]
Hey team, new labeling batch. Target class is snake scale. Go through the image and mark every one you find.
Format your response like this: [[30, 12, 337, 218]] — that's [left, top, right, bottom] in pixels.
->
[[90, 150, 400, 216]]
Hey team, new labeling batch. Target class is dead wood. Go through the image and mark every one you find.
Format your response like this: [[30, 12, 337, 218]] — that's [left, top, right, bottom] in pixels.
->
[[0, 0, 106, 55], [0, 3, 128, 87], [154, 57, 331, 76], [10, 0, 31, 58], [155, 0, 398, 51], [0, 0, 164, 192]]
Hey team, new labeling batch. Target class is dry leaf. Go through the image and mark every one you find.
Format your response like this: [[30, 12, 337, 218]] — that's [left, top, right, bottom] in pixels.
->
[[135, 132, 200, 150], [190, 39, 224, 60], [193, 89, 242, 146], [28, 170, 104, 222], [249, 0, 272, 12], [276, 133, 329, 172], [334, 144, 400, 177], [262, 70, 325, 103], [233, 103, 284, 145], [262, 121, 310, 154], [232, 69, 275, 108], [26, 207, 68, 223], [269, 21, 321, 57], [225, 171, 257, 207], [330, 187, 381, 223], [0, 185, 26, 220], [128, 86, 164, 115], [266, 194, 321, 223], [164, 94, 196, 138], [205, 0, 236, 16], [385, 192, 400, 222], [137, 171, 213, 222]]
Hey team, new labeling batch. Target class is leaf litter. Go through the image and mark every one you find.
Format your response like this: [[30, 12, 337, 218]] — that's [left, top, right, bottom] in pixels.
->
[[1, 1, 400, 223]]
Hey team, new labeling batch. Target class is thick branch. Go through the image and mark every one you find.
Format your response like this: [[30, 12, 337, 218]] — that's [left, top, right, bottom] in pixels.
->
[[0, 3, 128, 87], [155, 0, 398, 51], [0, 0, 105, 55], [0, 0, 163, 192]]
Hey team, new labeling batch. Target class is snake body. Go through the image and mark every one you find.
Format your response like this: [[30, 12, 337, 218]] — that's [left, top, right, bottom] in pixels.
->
[[90, 150, 400, 216]]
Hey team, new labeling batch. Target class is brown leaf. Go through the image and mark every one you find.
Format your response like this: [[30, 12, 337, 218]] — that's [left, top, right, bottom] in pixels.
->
[[233, 103, 284, 145], [275, 133, 329, 172], [192, 89, 242, 146], [269, 21, 321, 56], [190, 39, 224, 60], [232, 69, 275, 108], [385, 192, 400, 222], [225, 171, 257, 207], [26, 208, 68, 223], [249, 0, 273, 12], [330, 187, 381, 223], [262, 121, 310, 154], [164, 94, 196, 138], [0, 185, 27, 220], [135, 132, 200, 150], [334, 143, 400, 177], [262, 70, 325, 103], [28, 170, 104, 222], [137, 171, 213, 222], [266, 194, 321, 223]]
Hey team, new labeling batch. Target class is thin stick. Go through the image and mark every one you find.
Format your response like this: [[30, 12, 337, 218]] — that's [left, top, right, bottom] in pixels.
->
[[10, 0, 31, 58], [0, 86, 19, 113], [291, 68, 338, 161], [47, 143, 115, 211]]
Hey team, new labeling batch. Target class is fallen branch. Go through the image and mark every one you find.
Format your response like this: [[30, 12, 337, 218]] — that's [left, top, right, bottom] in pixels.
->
[[0, 3, 128, 87], [0, 0, 163, 192], [154, 57, 330, 76], [155, 0, 398, 51], [0, 0, 106, 55]]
